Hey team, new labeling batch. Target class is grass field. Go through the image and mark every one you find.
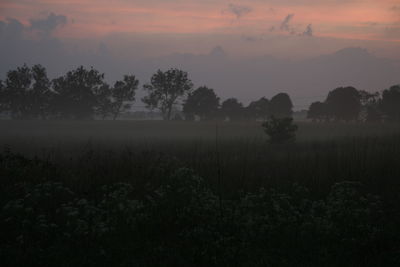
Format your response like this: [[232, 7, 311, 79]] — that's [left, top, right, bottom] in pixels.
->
[[1, 120, 400, 266]]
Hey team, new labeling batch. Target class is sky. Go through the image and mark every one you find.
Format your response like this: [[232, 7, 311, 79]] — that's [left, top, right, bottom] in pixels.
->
[[1, 0, 400, 109]]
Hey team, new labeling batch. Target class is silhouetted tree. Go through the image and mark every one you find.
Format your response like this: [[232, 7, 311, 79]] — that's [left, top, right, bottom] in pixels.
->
[[110, 75, 139, 120], [183, 86, 220, 120], [52, 66, 106, 119], [307, 101, 327, 122], [1, 64, 32, 119], [143, 69, 193, 120], [30, 65, 53, 119], [359, 90, 381, 122], [380, 85, 400, 122], [262, 116, 298, 144], [1, 64, 53, 119], [269, 93, 293, 118], [220, 98, 243, 121], [246, 97, 270, 120], [325, 86, 361, 121], [0, 80, 5, 113], [95, 83, 113, 119], [365, 106, 382, 123]]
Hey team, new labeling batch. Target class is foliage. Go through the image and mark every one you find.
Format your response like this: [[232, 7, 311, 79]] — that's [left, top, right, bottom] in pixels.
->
[[325, 86, 361, 121], [381, 85, 400, 122], [0, 64, 53, 119], [307, 101, 327, 122], [269, 93, 293, 118], [29, 65, 53, 119], [220, 98, 243, 121], [0, 65, 139, 120], [94, 83, 113, 120], [183, 86, 220, 120], [246, 97, 270, 120], [0, 147, 396, 266], [110, 75, 139, 120], [52, 66, 106, 119], [143, 69, 193, 120], [262, 116, 298, 144], [0, 80, 5, 113]]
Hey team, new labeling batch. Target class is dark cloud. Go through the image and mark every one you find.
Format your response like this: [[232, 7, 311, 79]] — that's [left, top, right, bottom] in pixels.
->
[[280, 14, 295, 32], [0, 14, 70, 77], [390, 6, 400, 12], [226, 3, 252, 19], [302, 24, 313, 37], [30, 13, 67, 38], [0, 18, 25, 40]]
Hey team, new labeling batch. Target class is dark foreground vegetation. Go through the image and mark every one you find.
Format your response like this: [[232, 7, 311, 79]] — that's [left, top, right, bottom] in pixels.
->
[[1, 121, 400, 266]]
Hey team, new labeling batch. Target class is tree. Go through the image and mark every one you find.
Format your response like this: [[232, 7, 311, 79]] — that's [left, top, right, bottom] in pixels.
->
[[262, 116, 298, 144], [220, 98, 243, 121], [269, 93, 293, 118], [2, 64, 33, 119], [110, 75, 139, 120], [246, 97, 270, 120], [52, 66, 106, 119], [95, 83, 113, 120], [0, 80, 5, 114], [380, 85, 400, 122], [0, 64, 54, 119], [183, 86, 220, 120], [359, 90, 381, 123], [30, 64, 53, 119], [325, 86, 361, 121], [142, 69, 193, 120], [307, 101, 327, 122]]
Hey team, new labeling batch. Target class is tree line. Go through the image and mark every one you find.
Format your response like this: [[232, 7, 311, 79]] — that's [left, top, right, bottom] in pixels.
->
[[307, 86, 400, 122], [0, 64, 293, 121], [0, 64, 398, 122]]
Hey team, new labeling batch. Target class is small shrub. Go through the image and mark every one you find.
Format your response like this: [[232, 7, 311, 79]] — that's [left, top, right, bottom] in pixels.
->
[[262, 116, 298, 144]]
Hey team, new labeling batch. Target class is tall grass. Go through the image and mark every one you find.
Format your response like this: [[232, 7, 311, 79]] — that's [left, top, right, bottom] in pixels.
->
[[1, 120, 400, 266]]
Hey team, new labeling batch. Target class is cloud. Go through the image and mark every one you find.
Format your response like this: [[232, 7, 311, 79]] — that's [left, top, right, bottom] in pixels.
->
[[302, 24, 313, 37], [0, 18, 25, 40], [30, 13, 67, 38], [226, 3, 252, 19], [280, 14, 295, 32], [390, 6, 400, 12], [0, 14, 69, 77]]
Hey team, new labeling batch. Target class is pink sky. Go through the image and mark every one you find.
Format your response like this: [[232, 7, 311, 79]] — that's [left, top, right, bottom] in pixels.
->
[[1, 0, 400, 41], [1, 0, 400, 108]]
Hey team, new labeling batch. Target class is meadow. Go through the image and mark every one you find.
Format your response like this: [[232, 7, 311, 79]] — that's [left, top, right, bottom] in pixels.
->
[[1, 120, 400, 266]]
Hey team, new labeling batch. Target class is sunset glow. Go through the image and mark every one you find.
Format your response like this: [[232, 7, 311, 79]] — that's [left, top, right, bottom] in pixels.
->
[[1, 0, 400, 40]]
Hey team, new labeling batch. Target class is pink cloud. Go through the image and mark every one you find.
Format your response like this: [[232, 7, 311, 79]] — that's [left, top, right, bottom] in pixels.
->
[[1, 0, 399, 41]]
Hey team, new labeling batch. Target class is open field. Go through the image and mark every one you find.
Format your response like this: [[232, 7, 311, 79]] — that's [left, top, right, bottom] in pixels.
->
[[1, 120, 400, 266], [1, 119, 400, 149]]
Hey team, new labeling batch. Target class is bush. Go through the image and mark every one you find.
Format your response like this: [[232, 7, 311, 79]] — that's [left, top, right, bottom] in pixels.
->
[[262, 116, 298, 144]]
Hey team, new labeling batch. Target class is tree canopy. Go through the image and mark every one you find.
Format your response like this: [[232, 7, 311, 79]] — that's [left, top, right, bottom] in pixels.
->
[[221, 98, 243, 121], [307, 101, 327, 122], [381, 85, 400, 122], [246, 97, 270, 120], [183, 86, 220, 120], [52, 66, 106, 119], [143, 68, 193, 120], [269, 93, 293, 118], [325, 86, 361, 122]]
